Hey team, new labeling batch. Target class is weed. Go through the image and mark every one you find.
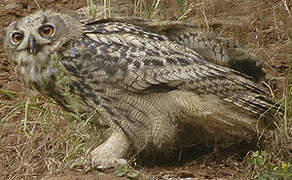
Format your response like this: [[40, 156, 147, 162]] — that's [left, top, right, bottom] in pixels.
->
[[114, 165, 152, 179], [247, 151, 292, 179]]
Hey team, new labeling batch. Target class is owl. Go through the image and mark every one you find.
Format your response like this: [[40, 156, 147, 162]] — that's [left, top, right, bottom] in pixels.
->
[[4, 10, 280, 168]]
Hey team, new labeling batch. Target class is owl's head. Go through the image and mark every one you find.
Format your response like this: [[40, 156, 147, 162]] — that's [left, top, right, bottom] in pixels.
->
[[4, 10, 82, 68], [4, 10, 82, 90]]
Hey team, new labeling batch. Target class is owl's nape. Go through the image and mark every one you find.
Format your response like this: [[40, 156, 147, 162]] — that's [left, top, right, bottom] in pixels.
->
[[4, 10, 281, 168]]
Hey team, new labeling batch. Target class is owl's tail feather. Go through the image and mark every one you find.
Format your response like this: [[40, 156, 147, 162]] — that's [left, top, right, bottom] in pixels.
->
[[224, 92, 283, 128]]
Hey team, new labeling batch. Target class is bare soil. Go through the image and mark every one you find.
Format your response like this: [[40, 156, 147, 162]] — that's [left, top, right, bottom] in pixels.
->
[[0, 0, 291, 179]]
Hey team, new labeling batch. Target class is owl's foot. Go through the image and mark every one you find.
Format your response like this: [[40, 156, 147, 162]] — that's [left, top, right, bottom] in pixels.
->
[[90, 131, 130, 169]]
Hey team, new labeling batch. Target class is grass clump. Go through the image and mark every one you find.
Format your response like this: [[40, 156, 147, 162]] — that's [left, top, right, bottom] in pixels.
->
[[0, 90, 101, 178], [246, 29, 292, 180], [87, 0, 97, 19]]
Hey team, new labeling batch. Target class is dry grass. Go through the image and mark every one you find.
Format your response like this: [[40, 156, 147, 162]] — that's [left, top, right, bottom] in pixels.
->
[[0, 90, 104, 178]]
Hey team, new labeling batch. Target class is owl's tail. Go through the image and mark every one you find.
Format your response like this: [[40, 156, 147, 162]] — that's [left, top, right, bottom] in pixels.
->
[[224, 91, 283, 128]]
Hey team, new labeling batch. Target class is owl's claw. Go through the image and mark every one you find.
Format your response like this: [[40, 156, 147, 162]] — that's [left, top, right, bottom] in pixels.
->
[[90, 131, 130, 169], [91, 157, 128, 169]]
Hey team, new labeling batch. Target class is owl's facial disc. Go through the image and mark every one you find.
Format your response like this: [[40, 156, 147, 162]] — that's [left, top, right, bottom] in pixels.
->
[[5, 10, 81, 67], [7, 13, 60, 58]]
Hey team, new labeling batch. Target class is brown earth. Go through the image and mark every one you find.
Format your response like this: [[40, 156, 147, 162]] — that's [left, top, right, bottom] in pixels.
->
[[0, 0, 291, 179]]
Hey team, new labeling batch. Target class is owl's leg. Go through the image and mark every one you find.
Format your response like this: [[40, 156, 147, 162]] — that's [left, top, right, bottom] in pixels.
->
[[90, 131, 129, 168]]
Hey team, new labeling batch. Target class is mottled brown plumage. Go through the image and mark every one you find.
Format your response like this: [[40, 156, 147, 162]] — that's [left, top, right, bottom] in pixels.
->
[[4, 10, 279, 167], [74, 6, 266, 81]]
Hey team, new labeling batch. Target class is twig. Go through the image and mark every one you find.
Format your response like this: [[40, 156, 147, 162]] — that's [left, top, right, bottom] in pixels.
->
[[201, 6, 210, 30], [151, 0, 161, 18], [282, 0, 291, 16], [177, 2, 195, 21], [262, 81, 275, 99], [33, 0, 41, 9]]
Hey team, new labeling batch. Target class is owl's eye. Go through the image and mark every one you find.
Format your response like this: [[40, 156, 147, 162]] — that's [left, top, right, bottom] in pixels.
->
[[39, 25, 55, 37], [11, 32, 24, 45]]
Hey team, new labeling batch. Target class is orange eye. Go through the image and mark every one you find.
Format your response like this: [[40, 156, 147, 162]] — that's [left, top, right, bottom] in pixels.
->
[[11, 32, 24, 44], [39, 25, 55, 37]]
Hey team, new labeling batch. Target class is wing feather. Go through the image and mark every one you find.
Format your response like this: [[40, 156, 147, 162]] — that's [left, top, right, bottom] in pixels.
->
[[78, 19, 280, 117]]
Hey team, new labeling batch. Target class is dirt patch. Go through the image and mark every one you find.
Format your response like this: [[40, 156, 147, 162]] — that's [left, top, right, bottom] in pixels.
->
[[0, 0, 291, 179]]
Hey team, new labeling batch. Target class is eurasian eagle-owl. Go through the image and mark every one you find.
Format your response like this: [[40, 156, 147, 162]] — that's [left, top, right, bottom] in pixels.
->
[[4, 10, 279, 167]]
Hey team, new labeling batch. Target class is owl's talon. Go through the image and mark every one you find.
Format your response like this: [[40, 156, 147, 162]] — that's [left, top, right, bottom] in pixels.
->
[[90, 131, 130, 169], [91, 158, 128, 169]]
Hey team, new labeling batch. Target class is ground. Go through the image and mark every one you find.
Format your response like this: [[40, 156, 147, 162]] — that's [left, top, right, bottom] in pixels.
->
[[0, 0, 291, 179]]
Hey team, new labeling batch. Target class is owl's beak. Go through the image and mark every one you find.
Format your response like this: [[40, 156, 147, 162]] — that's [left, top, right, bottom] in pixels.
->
[[29, 36, 38, 55]]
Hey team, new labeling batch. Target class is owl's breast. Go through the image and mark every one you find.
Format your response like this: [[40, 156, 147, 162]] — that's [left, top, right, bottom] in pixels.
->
[[49, 38, 127, 119]]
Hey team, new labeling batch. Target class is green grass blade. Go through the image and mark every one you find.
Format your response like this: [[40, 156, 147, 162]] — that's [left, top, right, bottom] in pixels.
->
[[23, 98, 30, 137]]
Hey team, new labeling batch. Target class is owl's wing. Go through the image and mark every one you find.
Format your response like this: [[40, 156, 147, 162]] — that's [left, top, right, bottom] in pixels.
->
[[79, 20, 279, 117], [125, 62, 276, 115], [81, 18, 266, 80]]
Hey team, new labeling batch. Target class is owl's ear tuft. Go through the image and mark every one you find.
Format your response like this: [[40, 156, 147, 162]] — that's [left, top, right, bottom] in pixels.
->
[[46, 10, 83, 39]]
